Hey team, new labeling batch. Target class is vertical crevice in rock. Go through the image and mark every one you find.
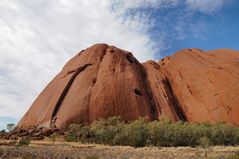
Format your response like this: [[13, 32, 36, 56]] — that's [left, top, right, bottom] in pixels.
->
[[50, 63, 92, 127], [139, 66, 159, 120], [162, 77, 187, 121]]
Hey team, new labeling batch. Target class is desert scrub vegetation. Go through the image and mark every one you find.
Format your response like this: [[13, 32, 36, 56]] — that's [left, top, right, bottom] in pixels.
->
[[50, 132, 62, 142], [228, 151, 239, 159], [18, 137, 31, 146], [85, 155, 100, 159], [66, 117, 239, 147]]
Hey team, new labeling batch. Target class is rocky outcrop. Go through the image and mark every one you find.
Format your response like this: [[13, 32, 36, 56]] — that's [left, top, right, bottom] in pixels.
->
[[0, 127, 62, 140], [156, 49, 239, 124], [18, 44, 239, 130]]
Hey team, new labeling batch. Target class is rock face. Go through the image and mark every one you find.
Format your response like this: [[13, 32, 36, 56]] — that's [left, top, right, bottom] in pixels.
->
[[18, 44, 239, 129]]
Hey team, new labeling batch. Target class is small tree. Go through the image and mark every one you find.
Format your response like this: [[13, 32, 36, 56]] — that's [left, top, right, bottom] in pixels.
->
[[6, 123, 15, 132], [198, 136, 212, 158], [0, 129, 6, 133]]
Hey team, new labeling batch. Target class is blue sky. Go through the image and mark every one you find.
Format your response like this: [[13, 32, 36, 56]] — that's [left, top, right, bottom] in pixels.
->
[[0, 0, 238, 130], [161, 1, 239, 57], [0, 117, 17, 131], [133, 0, 239, 58]]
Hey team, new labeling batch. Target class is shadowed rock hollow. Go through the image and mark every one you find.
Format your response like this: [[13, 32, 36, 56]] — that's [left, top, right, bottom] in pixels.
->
[[18, 44, 239, 129]]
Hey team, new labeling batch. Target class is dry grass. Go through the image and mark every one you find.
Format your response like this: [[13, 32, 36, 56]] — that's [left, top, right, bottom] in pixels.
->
[[0, 139, 239, 159]]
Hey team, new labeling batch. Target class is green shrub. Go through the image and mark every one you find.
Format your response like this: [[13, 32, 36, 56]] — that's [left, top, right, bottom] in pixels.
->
[[147, 119, 173, 146], [50, 132, 60, 142], [228, 152, 239, 159], [89, 116, 123, 145], [211, 122, 239, 146], [198, 136, 212, 148], [68, 124, 82, 135], [148, 120, 201, 147], [65, 133, 77, 142], [65, 116, 239, 147], [78, 126, 91, 143], [18, 137, 31, 146], [113, 118, 149, 147]]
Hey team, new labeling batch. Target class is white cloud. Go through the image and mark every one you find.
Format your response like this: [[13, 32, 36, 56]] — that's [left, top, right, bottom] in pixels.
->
[[186, 0, 227, 13], [112, 0, 180, 14], [0, 0, 230, 124], [0, 0, 160, 122]]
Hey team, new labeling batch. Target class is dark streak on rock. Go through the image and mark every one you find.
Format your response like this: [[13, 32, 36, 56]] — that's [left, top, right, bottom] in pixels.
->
[[50, 63, 93, 127], [126, 53, 134, 63], [163, 77, 187, 121], [139, 66, 159, 120], [187, 85, 192, 95]]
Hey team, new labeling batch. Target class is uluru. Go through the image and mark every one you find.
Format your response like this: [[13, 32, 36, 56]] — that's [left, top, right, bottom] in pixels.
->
[[17, 44, 239, 130], [3, 1, 239, 159]]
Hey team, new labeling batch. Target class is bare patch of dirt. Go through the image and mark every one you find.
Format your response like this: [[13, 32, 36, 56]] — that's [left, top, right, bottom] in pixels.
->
[[0, 140, 238, 159]]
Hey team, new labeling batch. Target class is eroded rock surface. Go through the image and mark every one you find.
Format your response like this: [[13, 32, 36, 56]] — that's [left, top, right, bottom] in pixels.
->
[[156, 49, 239, 124], [18, 44, 239, 129]]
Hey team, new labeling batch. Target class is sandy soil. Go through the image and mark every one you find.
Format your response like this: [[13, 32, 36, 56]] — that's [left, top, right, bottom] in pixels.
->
[[0, 140, 239, 159]]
